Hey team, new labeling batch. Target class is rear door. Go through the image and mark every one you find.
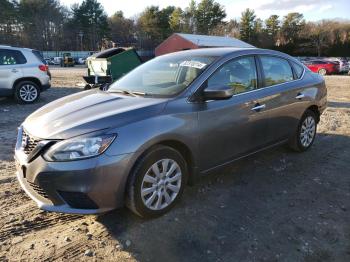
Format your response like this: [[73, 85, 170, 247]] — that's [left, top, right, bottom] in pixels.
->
[[258, 55, 305, 142], [0, 49, 24, 95]]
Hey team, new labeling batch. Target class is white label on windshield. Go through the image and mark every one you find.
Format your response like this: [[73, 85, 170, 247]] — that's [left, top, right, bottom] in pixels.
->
[[180, 60, 207, 69]]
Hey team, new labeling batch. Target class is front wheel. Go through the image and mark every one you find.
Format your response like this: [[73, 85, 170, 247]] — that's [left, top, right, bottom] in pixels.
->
[[289, 110, 317, 152], [126, 145, 187, 218]]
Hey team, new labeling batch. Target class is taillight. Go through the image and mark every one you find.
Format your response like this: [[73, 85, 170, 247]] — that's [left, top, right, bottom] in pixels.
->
[[39, 64, 49, 72]]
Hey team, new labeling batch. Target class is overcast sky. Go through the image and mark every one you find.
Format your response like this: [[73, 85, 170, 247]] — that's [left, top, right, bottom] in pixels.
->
[[60, 0, 350, 21]]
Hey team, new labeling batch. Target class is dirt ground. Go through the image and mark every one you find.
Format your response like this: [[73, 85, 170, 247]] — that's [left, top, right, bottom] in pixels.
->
[[0, 68, 349, 262]]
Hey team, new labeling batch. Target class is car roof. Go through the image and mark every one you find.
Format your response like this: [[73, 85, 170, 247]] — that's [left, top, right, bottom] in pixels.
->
[[0, 45, 34, 52], [161, 47, 298, 63]]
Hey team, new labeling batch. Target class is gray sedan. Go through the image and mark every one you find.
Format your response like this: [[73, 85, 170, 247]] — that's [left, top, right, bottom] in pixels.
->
[[14, 48, 327, 217]]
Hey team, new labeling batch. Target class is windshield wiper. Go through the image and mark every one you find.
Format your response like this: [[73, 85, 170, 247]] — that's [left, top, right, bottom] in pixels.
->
[[109, 89, 146, 97]]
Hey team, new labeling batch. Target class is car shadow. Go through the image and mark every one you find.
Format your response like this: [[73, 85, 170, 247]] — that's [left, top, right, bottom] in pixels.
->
[[96, 132, 350, 262]]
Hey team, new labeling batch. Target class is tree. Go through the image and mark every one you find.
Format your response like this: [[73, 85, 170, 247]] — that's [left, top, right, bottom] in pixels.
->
[[1, 3, 350, 56], [137, 6, 179, 48], [211, 19, 240, 38], [265, 15, 280, 39], [0, 0, 19, 45], [71, 0, 110, 50], [182, 0, 197, 33], [195, 0, 226, 34], [109, 11, 136, 47], [18, 0, 66, 50], [158, 6, 175, 39], [169, 7, 183, 32], [240, 8, 256, 43], [281, 12, 305, 44], [305, 21, 329, 56], [136, 6, 162, 48], [254, 18, 263, 34]]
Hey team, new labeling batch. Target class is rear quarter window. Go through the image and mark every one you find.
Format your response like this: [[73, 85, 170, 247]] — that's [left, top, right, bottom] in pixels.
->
[[0, 49, 27, 65], [32, 50, 46, 64], [292, 62, 305, 79]]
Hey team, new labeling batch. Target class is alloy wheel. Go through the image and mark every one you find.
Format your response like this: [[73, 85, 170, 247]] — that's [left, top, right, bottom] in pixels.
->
[[141, 159, 182, 210], [300, 116, 316, 147], [19, 84, 38, 102]]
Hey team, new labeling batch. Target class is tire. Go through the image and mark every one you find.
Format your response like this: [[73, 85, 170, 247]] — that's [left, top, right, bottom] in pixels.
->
[[14, 81, 40, 104], [126, 145, 187, 218], [318, 68, 327, 76], [289, 109, 317, 152]]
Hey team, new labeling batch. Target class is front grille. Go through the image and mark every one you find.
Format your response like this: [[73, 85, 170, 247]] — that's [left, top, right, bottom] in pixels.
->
[[22, 130, 40, 155], [58, 191, 98, 209], [27, 181, 49, 199]]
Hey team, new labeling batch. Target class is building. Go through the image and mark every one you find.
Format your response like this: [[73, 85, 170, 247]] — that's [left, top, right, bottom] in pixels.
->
[[155, 33, 254, 56]]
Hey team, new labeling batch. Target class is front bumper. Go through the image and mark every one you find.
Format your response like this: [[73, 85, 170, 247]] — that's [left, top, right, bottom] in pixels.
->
[[14, 148, 133, 214]]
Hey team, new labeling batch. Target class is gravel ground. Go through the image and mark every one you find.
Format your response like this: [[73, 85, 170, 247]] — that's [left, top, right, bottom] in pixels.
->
[[0, 69, 349, 262]]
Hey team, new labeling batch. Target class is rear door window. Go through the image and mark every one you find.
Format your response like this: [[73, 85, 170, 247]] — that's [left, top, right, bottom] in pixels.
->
[[0, 49, 27, 65], [260, 56, 294, 87]]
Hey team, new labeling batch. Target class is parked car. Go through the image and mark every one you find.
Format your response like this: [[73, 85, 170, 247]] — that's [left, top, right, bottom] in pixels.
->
[[303, 60, 340, 75], [74, 57, 86, 65], [43, 57, 61, 66], [15, 48, 327, 217], [51, 57, 62, 65], [44, 58, 51, 65], [0, 45, 51, 103], [335, 57, 350, 74]]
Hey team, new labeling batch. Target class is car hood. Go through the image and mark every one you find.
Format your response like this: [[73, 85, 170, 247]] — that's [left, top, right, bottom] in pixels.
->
[[23, 90, 167, 139]]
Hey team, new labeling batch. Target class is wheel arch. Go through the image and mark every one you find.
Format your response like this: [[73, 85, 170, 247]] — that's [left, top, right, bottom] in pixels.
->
[[127, 138, 198, 188], [158, 140, 196, 182], [13, 77, 42, 91], [305, 105, 320, 123]]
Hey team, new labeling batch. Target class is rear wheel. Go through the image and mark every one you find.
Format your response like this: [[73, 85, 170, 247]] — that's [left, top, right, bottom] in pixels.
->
[[289, 110, 317, 152], [14, 81, 40, 104], [126, 145, 187, 218], [318, 68, 327, 75]]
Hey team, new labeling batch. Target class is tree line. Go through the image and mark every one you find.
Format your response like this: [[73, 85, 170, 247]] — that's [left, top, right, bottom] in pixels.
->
[[1, 0, 349, 56]]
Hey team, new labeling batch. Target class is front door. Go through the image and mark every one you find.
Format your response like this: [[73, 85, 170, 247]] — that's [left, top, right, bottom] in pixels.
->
[[197, 56, 272, 171]]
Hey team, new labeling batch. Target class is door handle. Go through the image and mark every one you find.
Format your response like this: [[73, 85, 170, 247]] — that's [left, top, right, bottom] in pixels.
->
[[251, 103, 266, 112], [295, 93, 305, 99], [11, 69, 18, 73]]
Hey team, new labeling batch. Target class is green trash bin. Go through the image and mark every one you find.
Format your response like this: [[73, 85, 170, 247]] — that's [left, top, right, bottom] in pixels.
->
[[83, 48, 142, 90]]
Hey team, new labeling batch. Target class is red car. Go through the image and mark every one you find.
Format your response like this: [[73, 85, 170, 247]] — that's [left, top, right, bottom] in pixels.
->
[[303, 60, 340, 75]]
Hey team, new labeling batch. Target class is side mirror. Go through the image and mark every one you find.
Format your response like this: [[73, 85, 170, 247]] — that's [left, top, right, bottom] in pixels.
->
[[202, 86, 234, 101]]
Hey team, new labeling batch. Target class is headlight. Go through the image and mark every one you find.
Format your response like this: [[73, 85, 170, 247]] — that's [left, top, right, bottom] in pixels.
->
[[43, 134, 116, 161]]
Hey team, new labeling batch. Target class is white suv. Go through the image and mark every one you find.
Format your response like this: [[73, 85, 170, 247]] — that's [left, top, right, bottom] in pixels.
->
[[0, 46, 51, 104]]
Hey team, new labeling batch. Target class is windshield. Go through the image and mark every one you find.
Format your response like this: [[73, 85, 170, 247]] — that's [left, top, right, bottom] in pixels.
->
[[108, 54, 218, 97]]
